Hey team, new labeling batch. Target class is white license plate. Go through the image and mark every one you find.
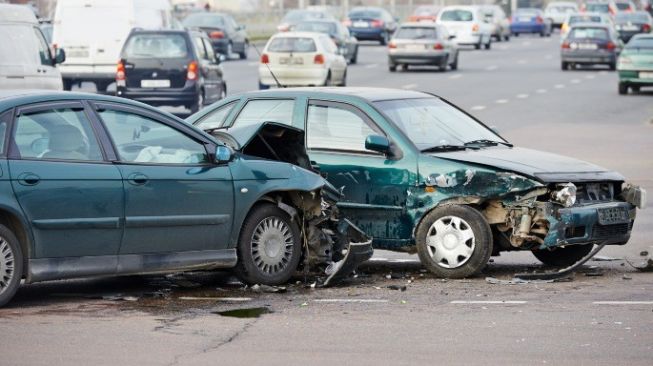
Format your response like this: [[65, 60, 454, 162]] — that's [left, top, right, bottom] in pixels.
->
[[578, 43, 598, 50], [353, 21, 369, 28], [141, 79, 170, 88], [519, 16, 532, 22], [622, 25, 639, 31], [279, 57, 303, 65], [405, 44, 426, 51], [640, 72, 653, 79]]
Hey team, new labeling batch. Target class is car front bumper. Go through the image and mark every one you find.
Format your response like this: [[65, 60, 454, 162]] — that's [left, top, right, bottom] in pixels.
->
[[618, 69, 653, 86]]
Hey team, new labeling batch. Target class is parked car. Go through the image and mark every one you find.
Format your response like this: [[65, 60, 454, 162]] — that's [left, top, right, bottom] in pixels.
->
[[182, 12, 249, 59], [614, 11, 653, 41], [258, 32, 347, 89], [0, 90, 372, 307], [408, 5, 441, 23], [436, 6, 493, 49], [387, 23, 458, 72], [510, 8, 553, 37], [345, 7, 398, 45], [52, 0, 174, 92], [189, 87, 645, 279], [544, 1, 580, 28], [277, 9, 334, 32], [294, 20, 359, 64], [617, 34, 653, 93], [561, 23, 623, 70], [116, 29, 226, 113], [561, 12, 615, 39], [0, 4, 65, 91], [480, 4, 511, 41]]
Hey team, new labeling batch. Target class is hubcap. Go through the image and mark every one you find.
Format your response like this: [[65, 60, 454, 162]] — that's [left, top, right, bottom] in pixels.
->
[[425, 216, 475, 269], [251, 217, 294, 275], [0, 238, 15, 294]]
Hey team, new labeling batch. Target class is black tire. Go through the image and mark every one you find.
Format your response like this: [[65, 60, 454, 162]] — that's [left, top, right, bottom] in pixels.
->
[[438, 56, 448, 72], [474, 41, 481, 50], [239, 41, 248, 59], [189, 90, 204, 114], [632, 86, 640, 93], [484, 39, 491, 50], [540, 31, 545, 37], [234, 203, 302, 285], [95, 81, 109, 93], [323, 71, 332, 86], [513, 32, 519, 37], [258, 81, 270, 90], [0, 224, 23, 307], [380, 32, 388, 45], [338, 70, 347, 86], [609, 62, 616, 71], [389, 64, 396, 72], [618, 82, 628, 95], [561, 61, 569, 71], [63, 79, 73, 91], [416, 205, 493, 278], [504, 34, 510, 41], [532, 244, 593, 267], [350, 46, 358, 64], [450, 52, 458, 71]]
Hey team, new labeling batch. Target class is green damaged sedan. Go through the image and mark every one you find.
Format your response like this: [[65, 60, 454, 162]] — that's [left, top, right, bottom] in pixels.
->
[[618, 34, 653, 94], [189, 87, 646, 279], [0, 90, 372, 306]]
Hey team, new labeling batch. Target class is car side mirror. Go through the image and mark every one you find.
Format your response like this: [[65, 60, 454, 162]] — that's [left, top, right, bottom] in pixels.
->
[[54, 48, 66, 65], [365, 135, 391, 154], [215, 145, 233, 164]]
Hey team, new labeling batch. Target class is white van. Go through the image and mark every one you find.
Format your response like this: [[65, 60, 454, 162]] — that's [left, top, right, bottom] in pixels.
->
[[0, 4, 65, 90], [52, 0, 174, 92], [436, 6, 493, 50]]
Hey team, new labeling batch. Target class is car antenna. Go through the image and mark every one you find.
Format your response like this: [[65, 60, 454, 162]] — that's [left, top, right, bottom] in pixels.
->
[[251, 42, 283, 88]]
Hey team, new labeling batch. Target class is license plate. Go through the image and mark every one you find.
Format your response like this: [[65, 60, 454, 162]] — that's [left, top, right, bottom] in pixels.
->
[[279, 57, 303, 65], [622, 25, 639, 31], [405, 44, 426, 51], [519, 16, 532, 22], [67, 49, 89, 58], [578, 43, 598, 50], [597, 207, 629, 225], [141, 79, 170, 88], [353, 21, 369, 28]]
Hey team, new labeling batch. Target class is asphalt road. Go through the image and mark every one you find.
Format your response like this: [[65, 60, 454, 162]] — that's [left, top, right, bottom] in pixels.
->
[[2, 34, 652, 366]]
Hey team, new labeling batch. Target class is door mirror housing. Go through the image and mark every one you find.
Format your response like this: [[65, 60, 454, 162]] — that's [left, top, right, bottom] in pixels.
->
[[365, 135, 391, 154], [54, 48, 66, 65], [214, 145, 233, 164]]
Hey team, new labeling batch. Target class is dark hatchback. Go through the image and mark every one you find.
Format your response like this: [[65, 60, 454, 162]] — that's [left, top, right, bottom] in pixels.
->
[[182, 12, 249, 59], [614, 11, 653, 42], [116, 29, 226, 113]]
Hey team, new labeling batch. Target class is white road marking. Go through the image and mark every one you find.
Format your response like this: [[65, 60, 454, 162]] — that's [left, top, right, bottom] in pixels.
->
[[516, 93, 529, 99], [570, 79, 581, 84], [497, 45, 509, 50], [495, 99, 509, 104], [470, 105, 486, 110], [585, 74, 596, 79], [521, 41, 531, 46], [517, 59, 527, 64], [401, 83, 418, 90], [554, 84, 565, 89], [368, 258, 389, 262], [536, 88, 547, 93], [449, 74, 463, 79], [314, 299, 389, 303], [543, 38, 552, 43], [451, 300, 527, 304], [599, 70, 608, 75], [364, 63, 379, 69], [247, 62, 258, 67], [593, 301, 653, 305], [485, 65, 498, 71]]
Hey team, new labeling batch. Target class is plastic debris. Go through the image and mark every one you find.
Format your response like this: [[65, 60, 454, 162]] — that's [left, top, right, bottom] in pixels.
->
[[388, 285, 407, 291]]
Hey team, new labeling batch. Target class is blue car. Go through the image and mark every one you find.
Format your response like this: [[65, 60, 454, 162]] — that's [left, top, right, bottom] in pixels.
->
[[345, 7, 397, 45], [510, 8, 552, 37]]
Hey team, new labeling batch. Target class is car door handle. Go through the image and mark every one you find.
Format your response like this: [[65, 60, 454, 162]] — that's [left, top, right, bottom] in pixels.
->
[[17, 172, 41, 186], [127, 173, 149, 185]]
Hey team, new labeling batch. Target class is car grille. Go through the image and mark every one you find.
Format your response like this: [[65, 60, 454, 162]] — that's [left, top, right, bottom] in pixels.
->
[[592, 222, 632, 239]]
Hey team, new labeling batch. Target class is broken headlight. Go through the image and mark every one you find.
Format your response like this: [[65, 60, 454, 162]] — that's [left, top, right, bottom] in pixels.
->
[[552, 182, 577, 207], [622, 183, 647, 209]]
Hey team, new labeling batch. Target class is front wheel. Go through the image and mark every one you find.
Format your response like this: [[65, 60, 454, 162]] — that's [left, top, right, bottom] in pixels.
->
[[618, 82, 628, 95], [0, 225, 23, 307], [561, 61, 569, 71], [532, 244, 594, 267], [450, 52, 459, 71], [235, 203, 302, 285], [416, 205, 493, 278]]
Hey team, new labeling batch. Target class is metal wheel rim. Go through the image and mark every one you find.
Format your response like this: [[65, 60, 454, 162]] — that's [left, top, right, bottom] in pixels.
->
[[0, 238, 15, 294], [250, 216, 294, 275], [425, 216, 475, 269]]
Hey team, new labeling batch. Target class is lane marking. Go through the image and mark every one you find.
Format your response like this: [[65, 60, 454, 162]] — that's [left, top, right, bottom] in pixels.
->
[[449, 74, 463, 79], [451, 300, 527, 304], [315, 299, 389, 303], [517, 59, 527, 64], [585, 74, 595, 79], [401, 83, 418, 90], [570, 79, 581, 84], [485, 65, 498, 71], [470, 105, 486, 110], [521, 41, 531, 46], [364, 63, 379, 69], [554, 84, 565, 89], [598, 70, 608, 75], [495, 99, 509, 104], [536, 88, 547, 93], [593, 301, 653, 305], [247, 62, 258, 67], [516, 93, 529, 99]]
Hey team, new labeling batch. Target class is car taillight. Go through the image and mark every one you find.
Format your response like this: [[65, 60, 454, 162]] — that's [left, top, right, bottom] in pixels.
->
[[371, 19, 384, 28], [472, 23, 479, 32], [561, 41, 570, 49], [187, 60, 198, 80], [433, 43, 444, 50], [314, 54, 325, 64], [606, 41, 616, 50], [261, 53, 269, 64], [277, 23, 290, 32], [343, 19, 352, 27], [116, 60, 125, 80], [388, 41, 397, 49], [536, 16, 543, 24], [209, 31, 224, 39], [643, 24, 651, 32]]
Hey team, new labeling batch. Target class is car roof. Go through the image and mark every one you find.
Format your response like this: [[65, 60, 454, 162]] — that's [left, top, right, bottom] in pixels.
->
[[228, 87, 432, 103], [0, 4, 38, 24]]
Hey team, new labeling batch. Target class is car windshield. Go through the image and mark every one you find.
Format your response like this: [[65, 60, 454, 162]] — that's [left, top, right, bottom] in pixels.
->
[[0, 24, 42, 65], [373, 98, 504, 150], [267, 37, 317, 52], [395, 27, 438, 39], [294, 22, 337, 34], [440, 10, 473, 21], [123, 34, 188, 58], [615, 2, 632, 10], [615, 13, 650, 23], [183, 14, 225, 27], [349, 10, 382, 18], [569, 27, 609, 39], [626, 37, 653, 49], [570, 15, 602, 24], [586, 3, 609, 12]]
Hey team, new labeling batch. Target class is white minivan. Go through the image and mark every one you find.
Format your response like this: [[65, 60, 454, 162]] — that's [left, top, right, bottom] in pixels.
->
[[52, 0, 174, 92], [0, 4, 65, 90], [436, 6, 493, 50]]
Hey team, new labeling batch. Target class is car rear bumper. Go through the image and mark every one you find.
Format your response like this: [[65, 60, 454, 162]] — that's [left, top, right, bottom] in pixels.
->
[[60, 64, 115, 82], [117, 84, 199, 106], [511, 24, 545, 33], [349, 27, 385, 40], [388, 53, 447, 65], [561, 51, 616, 64], [452, 34, 482, 45], [259, 66, 328, 86]]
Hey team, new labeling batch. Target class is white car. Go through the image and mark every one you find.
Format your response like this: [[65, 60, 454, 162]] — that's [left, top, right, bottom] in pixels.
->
[[258, 32, 347, 89], [436, 6, 493, 50], [545, 1, 580, 28]]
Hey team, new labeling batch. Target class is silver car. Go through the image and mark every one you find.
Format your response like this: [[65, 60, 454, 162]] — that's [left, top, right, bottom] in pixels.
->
[[388, 23, 458, 72]]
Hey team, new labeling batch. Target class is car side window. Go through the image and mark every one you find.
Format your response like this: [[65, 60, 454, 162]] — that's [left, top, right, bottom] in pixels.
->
[[201, 37, 217, 63], [0, 111, 11, 156], [99, 109, 208, 164], [193, 36, 209, 60], [33, 27, 52, 66], [13, 107, 103, 161], [232, 99, 295, 128], [196, 101, 237, 130], [306, 103, 382, 153]]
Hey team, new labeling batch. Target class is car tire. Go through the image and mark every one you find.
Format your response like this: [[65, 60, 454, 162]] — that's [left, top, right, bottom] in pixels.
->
[[190, 90, 204, 114], [513, 32, 519, 37], [631, 86, 640, 93], [0, 224, 24, 308], [561, 61, 569, 71], [351, 46, 358, 64], [504, 34, 510, 41], [416, 205, 493, 279], [450, 52, 459, 71], [323, 71, 332, 86], [532, 244, 594, 267], [338, 70, 347, 86], [239, 41, 248, 60], [540, 31, 545, 37], [227, 42, 233, 59], [438, 56, 448, 72], [63, 79, 73, 91], [95, 81, 109, 93], [618, 82, 628, 95], [220, 83, 227, 99], [389, 64, 397, 72], [609, 62, 616, 71], [484, 39, 491, 50], [234, 203, 302, 285]]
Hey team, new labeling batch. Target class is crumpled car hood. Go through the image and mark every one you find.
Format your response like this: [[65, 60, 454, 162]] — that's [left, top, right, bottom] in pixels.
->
[[431, 147, 625, 183]]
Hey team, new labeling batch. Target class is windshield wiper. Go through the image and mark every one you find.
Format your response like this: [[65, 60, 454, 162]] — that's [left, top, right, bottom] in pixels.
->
[[421, 145, 471, 153], [464, 139, 513, 147]]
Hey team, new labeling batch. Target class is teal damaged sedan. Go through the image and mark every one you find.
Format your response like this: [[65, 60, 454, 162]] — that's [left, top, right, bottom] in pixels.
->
[[617, 34, 653, 94], [189, 87, 646, 279], [0, 90, 372, 306]]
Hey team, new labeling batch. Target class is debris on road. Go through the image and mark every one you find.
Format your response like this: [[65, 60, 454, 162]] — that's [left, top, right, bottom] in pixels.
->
[[215, 307, 271, 318], [626, 246, 653, 272], [485, 276, 572, 285], [250, 284, 287, 294], [388, 285, 407, 291], [515, 242, 607, 281]]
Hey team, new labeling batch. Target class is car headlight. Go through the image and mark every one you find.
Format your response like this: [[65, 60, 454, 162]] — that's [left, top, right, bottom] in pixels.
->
[[553, 182, 577, 207]]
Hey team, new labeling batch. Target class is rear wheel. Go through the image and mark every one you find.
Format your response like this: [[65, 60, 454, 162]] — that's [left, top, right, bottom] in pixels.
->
[[380, 32, 388, 45], [513, 32, 519, 37], [338, 70, 347, 86], [323, 71, 332, 86], [95, 81, 109, 93], [63, 79, 73, 91], [561, 61, 569, 71], [389, 64, 397, 72], [631, 86, 640, 93], [0, 225, 23, 308], [609, 62, 616, 71], [504, 34, 510, 41], [350, 46, 358, 64], [450, 52, 458, 71], [438, 56, 448, 72], [532, 244, 593, 267], [475, 40, 482, 50], [189, 90, 204, 114], [618, 82, 628, 95], [258, 81, 270, 90], [226, 42, 233, 59], [484, 38, 491, 50], [239, 41, 248, 59]]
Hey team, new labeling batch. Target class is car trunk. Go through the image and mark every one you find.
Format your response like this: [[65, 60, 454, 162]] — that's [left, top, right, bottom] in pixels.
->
[[124, 57, 188, 89]]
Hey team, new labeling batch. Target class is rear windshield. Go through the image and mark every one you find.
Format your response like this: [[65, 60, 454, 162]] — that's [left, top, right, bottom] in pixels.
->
[[294, 22, 337, 34], [267, 37, 317, 52], [626, 37, 653, 49], [414, 6, 439, 15], [586, 3, 610, 12], [515, 9, 540, 16], [123, 34, 189, 58], [615, 2, 632, 10], [349, 10, 382, 19], [440, 10, 473, 21], [616, 13, 650, 23], [569, 27, 609, 39], [547, 5, 577, 13], [0, 24, 42, 65], [570, 15, 602, 24], [183, 14, 225, 27], [283, 10, 328, 22], [395, 27, 438, 39]]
